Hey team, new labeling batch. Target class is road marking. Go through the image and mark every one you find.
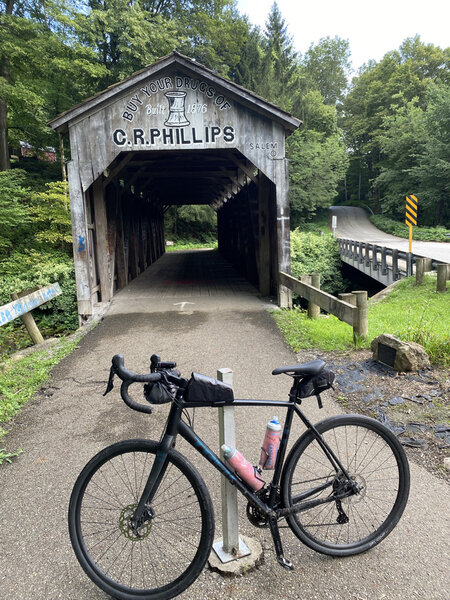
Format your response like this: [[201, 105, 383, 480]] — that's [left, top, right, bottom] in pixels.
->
[[174, 302, 195, 312]]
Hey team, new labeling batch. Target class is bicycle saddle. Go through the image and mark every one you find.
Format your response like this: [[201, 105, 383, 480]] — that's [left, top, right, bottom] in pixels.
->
[[272, 359, 325, 377]]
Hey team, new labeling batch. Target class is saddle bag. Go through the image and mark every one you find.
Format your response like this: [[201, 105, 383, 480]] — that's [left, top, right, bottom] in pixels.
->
[[297, 369, 335, 399], [184, 372, 234, 405]]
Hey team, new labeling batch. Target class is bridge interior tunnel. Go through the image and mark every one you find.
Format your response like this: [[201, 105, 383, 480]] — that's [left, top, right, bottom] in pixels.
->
[[89, 147, 280, 309]]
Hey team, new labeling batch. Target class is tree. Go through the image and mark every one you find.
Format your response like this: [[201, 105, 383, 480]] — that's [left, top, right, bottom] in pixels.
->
[[342, 36, 450, 209], [259, 1, 300, 111], [77, 0, 179, 85], [409, 84, 450, 226], [375, 99, 426, 220], [0, 168, 30, 255], [303, 36, 351, 105], [0, 0, 106, 170]]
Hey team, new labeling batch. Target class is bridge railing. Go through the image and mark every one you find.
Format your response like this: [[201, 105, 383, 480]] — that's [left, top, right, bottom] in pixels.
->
[[336, 238, 444, 285], [279, 272, 368, 342]]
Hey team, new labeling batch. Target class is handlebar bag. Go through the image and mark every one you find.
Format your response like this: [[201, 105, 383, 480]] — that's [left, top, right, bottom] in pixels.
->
[[185, 373, 234, 405], [143, 373, 176, 404]]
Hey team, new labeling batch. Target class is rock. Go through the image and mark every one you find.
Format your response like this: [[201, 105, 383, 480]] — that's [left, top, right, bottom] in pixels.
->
[[389, 396, 405, 405], [444, 457, 450, 472], [371, 334, 431, 372], [399, 437, 429, 449]]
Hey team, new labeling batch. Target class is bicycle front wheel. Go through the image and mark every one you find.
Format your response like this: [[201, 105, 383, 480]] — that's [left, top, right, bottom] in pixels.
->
[[282, 414, 410, 557], [69, 439, 214, 600]]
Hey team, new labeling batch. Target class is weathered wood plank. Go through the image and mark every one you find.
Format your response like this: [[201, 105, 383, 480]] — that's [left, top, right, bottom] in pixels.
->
[[258, 172, 271, 296], [92, 177, 112, 302], [0, 284, 62, 327], [274, 159, 291, 307], [115, 191, 128, 289], [67, 158, 92, 316], [279, 272, 356, 327]]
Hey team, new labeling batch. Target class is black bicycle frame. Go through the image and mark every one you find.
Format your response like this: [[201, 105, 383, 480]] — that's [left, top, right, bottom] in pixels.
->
[[131, 393, 354, 527]]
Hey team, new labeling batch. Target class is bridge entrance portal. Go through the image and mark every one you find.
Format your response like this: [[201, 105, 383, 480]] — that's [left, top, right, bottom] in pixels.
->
[[50, 52, 300, 321]]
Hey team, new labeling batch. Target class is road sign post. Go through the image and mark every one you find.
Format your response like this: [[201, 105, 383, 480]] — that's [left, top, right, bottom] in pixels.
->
[[405, 195, 418, 253]]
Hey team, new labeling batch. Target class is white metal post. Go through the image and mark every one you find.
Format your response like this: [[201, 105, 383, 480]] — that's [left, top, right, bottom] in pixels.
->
[[212, 368, 251, 563]]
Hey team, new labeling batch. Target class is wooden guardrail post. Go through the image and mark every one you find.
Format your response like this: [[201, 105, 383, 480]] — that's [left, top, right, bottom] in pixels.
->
[[308, 274, 321, 319], [10, 292, 44, 344], [352, 290, 368, 341], [416, 258, 425, 285], [424, 258, 433, 272], [338, 293, 357, 306], [437, 264, 448, 292]]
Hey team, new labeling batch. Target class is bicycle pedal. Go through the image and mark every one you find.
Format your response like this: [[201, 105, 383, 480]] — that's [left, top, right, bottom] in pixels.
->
[[276, 555, 294, 570]]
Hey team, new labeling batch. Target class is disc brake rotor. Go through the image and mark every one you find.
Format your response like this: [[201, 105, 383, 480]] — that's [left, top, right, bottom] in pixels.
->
[[119, 504, 153, 541]]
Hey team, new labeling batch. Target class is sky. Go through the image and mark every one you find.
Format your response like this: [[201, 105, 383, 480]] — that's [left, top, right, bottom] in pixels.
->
[[236, 0, 450, 72]]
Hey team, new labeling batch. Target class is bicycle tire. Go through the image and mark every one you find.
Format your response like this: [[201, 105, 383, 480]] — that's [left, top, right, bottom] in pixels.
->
[[281, 414, 410, 557], [69, 439, 215, 600]]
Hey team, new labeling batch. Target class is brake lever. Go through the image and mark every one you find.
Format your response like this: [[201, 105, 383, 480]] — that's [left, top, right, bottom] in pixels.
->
[[103, 364, 116, 396]]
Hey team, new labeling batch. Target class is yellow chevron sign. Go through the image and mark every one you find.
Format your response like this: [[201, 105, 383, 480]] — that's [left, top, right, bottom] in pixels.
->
[[405, 194, 418, 227]]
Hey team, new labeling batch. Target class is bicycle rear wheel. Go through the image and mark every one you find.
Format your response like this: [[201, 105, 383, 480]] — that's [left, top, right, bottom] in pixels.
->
[[282, 414, 410, 556], [69, 439, 214, 600]]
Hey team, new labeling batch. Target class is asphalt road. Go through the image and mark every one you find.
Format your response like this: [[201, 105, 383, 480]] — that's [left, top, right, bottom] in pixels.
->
[[329, 206, 450, 263], [0, 250, 449, 600]]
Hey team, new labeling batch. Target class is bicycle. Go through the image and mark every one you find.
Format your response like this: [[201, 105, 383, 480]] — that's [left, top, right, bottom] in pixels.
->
[[69, 353, 410, 600]]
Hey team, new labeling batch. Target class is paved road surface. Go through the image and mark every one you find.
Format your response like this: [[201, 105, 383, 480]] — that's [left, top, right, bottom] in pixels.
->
[[330, 206, 450, 263], [0, 250, 449, 600]]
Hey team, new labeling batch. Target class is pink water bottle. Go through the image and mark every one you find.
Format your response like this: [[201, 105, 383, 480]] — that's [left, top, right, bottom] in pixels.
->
[[259, 416, 281, 470], [221, 445, 264, 490]]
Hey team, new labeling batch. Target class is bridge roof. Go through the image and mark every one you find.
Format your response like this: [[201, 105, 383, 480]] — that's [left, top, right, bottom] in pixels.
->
[[49, 51, 301, 133]]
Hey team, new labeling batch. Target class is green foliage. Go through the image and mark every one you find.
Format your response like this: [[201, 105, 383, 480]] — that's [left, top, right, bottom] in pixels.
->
[[274, 308, 355, 352], [374, 83, 450, 226], [164, 205, 217, 242], [31, 181, 72, 249], [290, 229, 345, 294], [370, 215, 450, 242], [0, 169, 31, 256], [166, 240, 217, 252], [1, 6, 106, 154], [303, 36, 351, 106], [0, 447, 23, 465], [288, 126, 348, 226], [0, 336, 79, 427], [342, 36, 450, 213], [273, 275, 450, 366]]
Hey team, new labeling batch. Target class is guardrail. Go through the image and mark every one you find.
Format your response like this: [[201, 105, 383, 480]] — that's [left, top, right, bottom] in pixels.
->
[[0, 283, 62, 345], [279, 272, 368, 342], [337, 238, 441, 286]]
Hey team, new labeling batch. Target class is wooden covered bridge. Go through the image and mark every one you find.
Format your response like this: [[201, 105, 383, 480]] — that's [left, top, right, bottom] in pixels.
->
[[49, 52, 301, 320]]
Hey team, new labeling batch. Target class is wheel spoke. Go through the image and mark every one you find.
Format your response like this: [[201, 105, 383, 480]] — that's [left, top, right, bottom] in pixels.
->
[[70, 442, 214, 598], [284, 416, 409, 554]]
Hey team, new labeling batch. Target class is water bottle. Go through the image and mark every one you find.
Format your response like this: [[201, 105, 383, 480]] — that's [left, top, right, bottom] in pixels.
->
[[221, 445, 264, 490], [259, 416, 281, 470]]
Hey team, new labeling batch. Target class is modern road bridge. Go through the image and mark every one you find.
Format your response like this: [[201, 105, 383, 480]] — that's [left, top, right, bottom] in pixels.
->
[[330, 207, 450, 286]]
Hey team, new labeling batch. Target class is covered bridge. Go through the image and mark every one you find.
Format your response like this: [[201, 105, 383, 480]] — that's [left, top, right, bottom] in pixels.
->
[[49, 52, 301, 321]]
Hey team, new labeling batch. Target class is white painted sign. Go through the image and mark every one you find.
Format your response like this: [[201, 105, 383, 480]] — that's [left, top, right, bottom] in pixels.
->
[[0, 283, 62, 326]]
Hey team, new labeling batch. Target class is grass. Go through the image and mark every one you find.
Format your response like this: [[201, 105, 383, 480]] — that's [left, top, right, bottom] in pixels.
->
[[0, 335, 79, 463], [273, 275, 450, 366], [166, 240, 218, 252]]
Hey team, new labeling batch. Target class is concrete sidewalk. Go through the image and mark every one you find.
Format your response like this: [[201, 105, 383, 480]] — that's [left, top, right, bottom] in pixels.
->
[[0, 250, 448, 600]]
